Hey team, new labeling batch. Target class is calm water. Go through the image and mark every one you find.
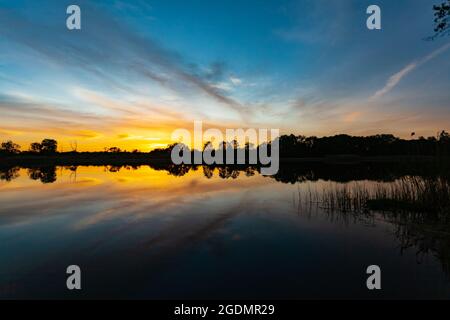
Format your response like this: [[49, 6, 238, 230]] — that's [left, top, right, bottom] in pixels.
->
[[1, 165, 450, 299]]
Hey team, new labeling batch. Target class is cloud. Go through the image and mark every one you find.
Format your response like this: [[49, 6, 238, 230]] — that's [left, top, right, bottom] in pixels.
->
[[0, 1, 248, 118], [370, 63, 417, 101], [68, 130, 102, 139], [343, 111, 362, 123], [210, 82, 232, 92], [229, 77, 242, 86], [201, 62, 227, 82], [370, 43, 450, 100]]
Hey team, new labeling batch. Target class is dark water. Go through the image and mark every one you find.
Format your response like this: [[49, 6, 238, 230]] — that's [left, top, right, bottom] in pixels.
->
[[0, 164, 450, 299]]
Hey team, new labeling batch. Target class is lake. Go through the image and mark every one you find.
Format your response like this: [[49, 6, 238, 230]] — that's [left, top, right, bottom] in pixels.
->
[[1, 163, 450, 299]]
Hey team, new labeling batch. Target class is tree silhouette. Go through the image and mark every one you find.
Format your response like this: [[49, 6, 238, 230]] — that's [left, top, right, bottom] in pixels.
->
[[107, 147, 122, 153], [431, 1, 450, 39], [0, 140, 20, 154], [70, 140, 78, 152], [29, 142, 42, 153], [439, 130, 450, 141], [40, 139, 58, 153], [29, 139, 58, 154]]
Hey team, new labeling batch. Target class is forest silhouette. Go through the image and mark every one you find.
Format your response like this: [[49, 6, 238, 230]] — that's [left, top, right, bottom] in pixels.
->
[[2, 131, 450, 168]]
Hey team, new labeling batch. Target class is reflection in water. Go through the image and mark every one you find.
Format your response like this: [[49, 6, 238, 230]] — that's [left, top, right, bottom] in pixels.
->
[[393, 218, 450, 277], [27, 167, 57, 184], [0, 163, 450, 298], [2, 160, 449, 183], [0, 167, 20, 182], [297, 179, 450, 280]]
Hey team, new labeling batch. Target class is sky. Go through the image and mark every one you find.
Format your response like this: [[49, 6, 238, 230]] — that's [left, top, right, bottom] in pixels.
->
[[0, 0, 449, 151]]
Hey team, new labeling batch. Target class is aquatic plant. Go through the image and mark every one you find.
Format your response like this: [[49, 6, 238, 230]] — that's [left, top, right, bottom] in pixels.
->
[[303, 176, 450, 218]]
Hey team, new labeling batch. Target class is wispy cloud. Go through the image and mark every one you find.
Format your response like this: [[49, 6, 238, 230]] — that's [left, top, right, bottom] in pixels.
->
[[0, 1, 248, 118], [229, 76, 243, 86], [370, 43, 450, 101]]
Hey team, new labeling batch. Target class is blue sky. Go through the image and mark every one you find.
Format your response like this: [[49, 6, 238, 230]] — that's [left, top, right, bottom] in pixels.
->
[[0, 0, 449, 151]]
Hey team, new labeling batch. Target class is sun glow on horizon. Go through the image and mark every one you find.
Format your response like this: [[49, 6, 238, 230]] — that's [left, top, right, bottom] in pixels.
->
[[0, 1, 449, 151]]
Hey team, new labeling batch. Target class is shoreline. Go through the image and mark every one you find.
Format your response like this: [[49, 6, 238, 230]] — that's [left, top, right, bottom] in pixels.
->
[[0, 153, 447, 168]]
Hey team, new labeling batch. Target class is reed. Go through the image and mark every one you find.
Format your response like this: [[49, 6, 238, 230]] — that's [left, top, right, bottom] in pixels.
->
[[302, 176, 450, 217]]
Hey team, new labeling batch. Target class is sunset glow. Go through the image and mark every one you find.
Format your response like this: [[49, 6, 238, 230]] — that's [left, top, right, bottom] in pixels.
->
[[1, 0, 449, 152]]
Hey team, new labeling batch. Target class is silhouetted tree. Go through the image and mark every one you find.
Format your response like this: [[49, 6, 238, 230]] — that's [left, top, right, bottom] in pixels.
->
[[150, 131, 450, 161], [29, 142, 42, 153], [432, 0, 450, 38], [439, 130, 450, 142], [28, 139, 57, 154], [0, 140, 20, 154], [148, 143, 179, 158], [107, 147, 121, 153], [41, 139, 57, 153], [70, 140, 78, 152]]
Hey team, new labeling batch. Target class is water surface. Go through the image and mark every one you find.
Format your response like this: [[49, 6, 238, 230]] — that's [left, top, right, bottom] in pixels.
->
[[0, 165, 449, 299]]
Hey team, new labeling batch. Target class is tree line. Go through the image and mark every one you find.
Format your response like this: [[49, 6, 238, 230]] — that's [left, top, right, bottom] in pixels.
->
[[0, 139, 57, 155], [276, 131, 450, 158], [1, 131, 450, 158], [149, 131, 450, 159]]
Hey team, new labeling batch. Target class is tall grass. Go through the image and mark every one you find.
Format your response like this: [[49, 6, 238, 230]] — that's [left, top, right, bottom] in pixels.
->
[[299, 176, 450, 277], [302, 176, 450, 218]]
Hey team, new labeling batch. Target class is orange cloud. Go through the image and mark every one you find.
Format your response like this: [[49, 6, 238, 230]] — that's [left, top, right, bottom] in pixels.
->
[[343, 111, 361, 123]]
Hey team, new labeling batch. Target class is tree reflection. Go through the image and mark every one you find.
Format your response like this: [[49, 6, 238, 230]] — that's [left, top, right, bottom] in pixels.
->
[[203, 166, 214, 179], [1, 162, 450, 279], [105, 165, 141, 172], [0, 167, 20, 181], [218, 167, 240, 179], [1, 161, 449, 183], [27, 167, 57, 184]]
